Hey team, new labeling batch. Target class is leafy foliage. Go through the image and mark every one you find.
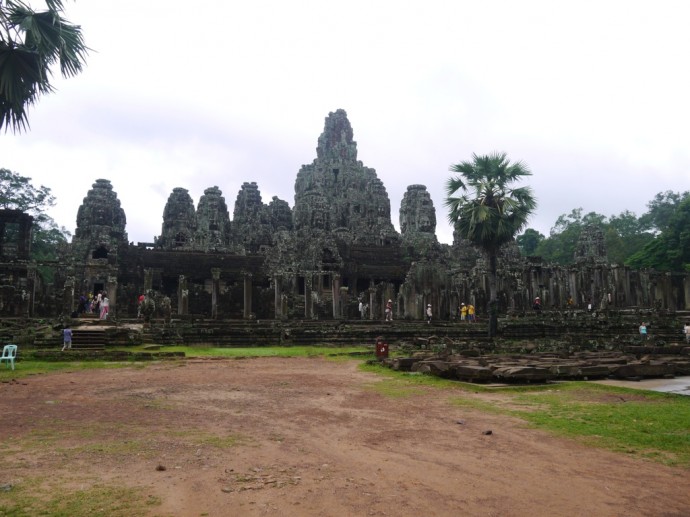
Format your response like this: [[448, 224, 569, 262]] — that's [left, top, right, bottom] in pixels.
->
[[0, 0, 88, 132], [515, 227, 544, 256], [638, 190, 690, 233], [523, 208, 654, 265], [627, 195, 690, 271], [518, 190, 689, 269], [0, 166, 54, 211], [445, 152, 536, 255], [0, 167, 69, 261]]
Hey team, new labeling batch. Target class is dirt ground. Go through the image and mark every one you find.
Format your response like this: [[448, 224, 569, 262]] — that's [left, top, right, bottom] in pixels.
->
[[1, 357, 689, 517]]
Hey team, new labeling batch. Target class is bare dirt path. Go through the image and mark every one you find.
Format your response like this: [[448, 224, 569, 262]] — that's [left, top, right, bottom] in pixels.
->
[[1, 357, 688, 516]]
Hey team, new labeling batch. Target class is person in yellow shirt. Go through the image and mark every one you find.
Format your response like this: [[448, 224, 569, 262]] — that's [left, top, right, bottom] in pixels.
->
[[468, 304, 475, 322], [460, 303, 467, 322]]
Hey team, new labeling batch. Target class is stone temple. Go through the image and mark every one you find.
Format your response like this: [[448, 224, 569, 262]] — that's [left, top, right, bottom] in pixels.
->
[[1, 109, 689, 322]]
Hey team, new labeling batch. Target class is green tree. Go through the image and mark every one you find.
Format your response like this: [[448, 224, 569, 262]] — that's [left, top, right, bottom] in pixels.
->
[[605, 210, 653, 264], [533, 208, 648, 265], [0, 167, 68, 260], [535, 208, 587, 264], [516, 228, 544, 256], [1, 0, 88, 132], [638, 190, 690, 233], [445, 152, 536, 337], [627, 196, 690, 271], [0, 166, 54, 211]]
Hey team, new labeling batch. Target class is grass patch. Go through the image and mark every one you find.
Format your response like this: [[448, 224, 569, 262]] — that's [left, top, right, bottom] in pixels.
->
[[0, 346, 370, 381], [0, 361, 133, 382], [360, 362, 471, 398], [360, 362, 476, 389], [502, 383, 690, 466], [0, 479, 159, 517]]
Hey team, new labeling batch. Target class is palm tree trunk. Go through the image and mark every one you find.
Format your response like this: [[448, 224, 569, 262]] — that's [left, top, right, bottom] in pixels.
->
[[488, 252, 498, 338]]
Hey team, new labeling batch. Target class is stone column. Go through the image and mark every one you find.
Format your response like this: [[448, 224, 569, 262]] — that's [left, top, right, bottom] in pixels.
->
[[332, 274, 341, 319], [211, 268, 221, 319], [274, 274, 282, 319], [369, 288, 375, 321], [106, 275, 118, 319], [177, 275, 188, 315], [27, 266, 36, 317], [304, 276, 313, 319], [144, 268, 153, 293], [64, 276, 75, 316], [243, 272, 253, 319]]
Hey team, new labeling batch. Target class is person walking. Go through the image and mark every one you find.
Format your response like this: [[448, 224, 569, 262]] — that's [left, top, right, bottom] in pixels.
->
[[62, 326, 72, 351], [100, 293, 110, 320], [468, 303, 475, 322], [426, 304, 432, 324], [385, 299, 393, 322], [683, 322, 690, 344], [460, 303, 467, 322]]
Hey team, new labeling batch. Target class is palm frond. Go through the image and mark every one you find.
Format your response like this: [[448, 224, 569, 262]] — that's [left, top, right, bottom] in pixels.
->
[[0, 0, 88, 132]]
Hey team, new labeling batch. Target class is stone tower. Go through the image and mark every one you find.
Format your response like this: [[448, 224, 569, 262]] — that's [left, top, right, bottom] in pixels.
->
[[293, 109, 399, 246], [574, 224, 608, 264], [72, 179, 128, 261], [232, 182, 272, 253], [400, 185, 437, 236], [158, 188, 197, 250], [267, 196, 293, 232], [399, 184, 439, 258], [196, 186, 231, 251]]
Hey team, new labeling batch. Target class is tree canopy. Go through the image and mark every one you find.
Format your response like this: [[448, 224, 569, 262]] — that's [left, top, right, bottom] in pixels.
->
[[0, 167, 68, 261], [627, 194, 690, 271], [445, 152, 536, 255], [517, 190, 690, 270], [0, 0, 88, 132]]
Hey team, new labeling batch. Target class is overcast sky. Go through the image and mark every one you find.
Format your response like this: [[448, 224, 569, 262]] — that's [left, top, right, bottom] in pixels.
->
[[4, 1, 689, 245]]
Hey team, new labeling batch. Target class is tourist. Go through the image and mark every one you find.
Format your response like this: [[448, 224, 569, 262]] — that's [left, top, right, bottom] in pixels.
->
[[468, 303, 475, 322], [77, 294, 87, 314], [62, 325, 72, 351], [137, 293, 145, 318], [639, 322, 648, 340], [426, 304, 432, 324], [359, 299, 364, 319], [100, 293, 110, 320], [533, 297, 541, 311], [684, 322, 690, 343], [385, 299, 393, 321], [460, 303, 467, 321]]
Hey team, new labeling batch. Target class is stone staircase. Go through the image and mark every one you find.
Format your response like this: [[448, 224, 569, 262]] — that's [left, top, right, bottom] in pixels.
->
[[8, 309, 690, 354], [70, 327, 107, 351]]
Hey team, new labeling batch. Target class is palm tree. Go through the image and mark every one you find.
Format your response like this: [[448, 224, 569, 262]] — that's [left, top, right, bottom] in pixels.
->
[[445, 152, 536, 337], [1, 0, 88, 133]]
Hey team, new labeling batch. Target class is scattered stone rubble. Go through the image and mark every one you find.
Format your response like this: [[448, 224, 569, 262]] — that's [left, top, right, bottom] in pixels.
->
[[382, 344, 690, 384]]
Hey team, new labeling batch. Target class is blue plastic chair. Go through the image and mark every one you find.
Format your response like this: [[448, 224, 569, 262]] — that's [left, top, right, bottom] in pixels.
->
[[1, 344, 17, 370]]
